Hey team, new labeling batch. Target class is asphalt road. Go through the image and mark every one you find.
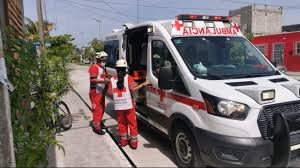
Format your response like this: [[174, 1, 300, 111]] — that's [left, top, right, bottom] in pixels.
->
[[56, 64, 299, 167]]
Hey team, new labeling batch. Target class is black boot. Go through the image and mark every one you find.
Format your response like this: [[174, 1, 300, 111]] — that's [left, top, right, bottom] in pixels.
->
[[93, 128, 105, 135], [92, 122, 105, 135]]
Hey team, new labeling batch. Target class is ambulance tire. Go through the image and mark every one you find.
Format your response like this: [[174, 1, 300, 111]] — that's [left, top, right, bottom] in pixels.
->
[[171, 124, 205, 167]]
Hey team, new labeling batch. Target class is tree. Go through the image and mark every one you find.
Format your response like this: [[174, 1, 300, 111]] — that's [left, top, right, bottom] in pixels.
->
[[83, 46, 95, 62], [5, 18, 75, 167], [245, 32, 254, 41], [89, 38, 103, 52], [24, 17, 53, 41], [45, 34, 76, 94]]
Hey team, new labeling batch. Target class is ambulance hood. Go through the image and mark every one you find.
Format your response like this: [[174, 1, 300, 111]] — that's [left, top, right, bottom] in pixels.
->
[[197, 75, 300, 108]]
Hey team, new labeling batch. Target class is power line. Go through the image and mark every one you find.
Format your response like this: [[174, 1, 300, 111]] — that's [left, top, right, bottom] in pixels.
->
[[61, 0, 125, 22], [222, 0, 300, 9], [81, 0, 154, 20], [81, 0, 300, 11], [140, 0, 178, 14], [62, 0, 133, 21], [137, 0, 139, 23], [79, 0, 235, 11], [100, 0, 134, 22], [63, 0, 154, 21]]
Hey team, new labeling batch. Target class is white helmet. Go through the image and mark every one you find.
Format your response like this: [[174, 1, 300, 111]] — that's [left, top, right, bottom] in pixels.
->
[[116, 59, 128, 68], [95, 51, 108, 59]]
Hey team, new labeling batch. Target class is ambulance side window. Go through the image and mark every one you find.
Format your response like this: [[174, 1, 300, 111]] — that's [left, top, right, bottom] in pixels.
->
[[104, 40, 119, 67], [151, 40, 189, 95]]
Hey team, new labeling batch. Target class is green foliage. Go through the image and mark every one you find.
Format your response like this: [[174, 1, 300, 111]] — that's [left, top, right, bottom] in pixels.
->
[[90, 38, 103, 52], [83, 46, 94, 62], [25, 17, 53, 41], [44, 34, 75, 94], [5, 34, 52, 167], [82, 38, 104, 63], [70, 48, 81, 63], [245, 32, 254, 41], [4, 27, 75, 166]]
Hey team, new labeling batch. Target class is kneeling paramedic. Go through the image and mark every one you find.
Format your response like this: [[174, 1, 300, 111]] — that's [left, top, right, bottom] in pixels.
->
[[107, 59, 149, 149], [89, 51, 108, 135]]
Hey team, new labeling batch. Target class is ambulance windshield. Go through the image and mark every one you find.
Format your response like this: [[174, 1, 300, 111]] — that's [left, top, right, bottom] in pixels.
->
[[172, 36, 278, 80]]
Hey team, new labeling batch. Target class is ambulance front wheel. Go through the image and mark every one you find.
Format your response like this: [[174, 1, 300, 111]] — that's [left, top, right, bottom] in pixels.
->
[[171, 123, 205, 167]]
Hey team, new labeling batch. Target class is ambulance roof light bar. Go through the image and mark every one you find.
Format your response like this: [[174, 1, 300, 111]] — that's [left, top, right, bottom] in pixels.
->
[[176, 14, 230, 22]]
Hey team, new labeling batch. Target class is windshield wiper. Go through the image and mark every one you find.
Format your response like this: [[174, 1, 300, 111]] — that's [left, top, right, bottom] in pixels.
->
[[191, 70, 224, 79], [231, 73, 274, 79], [206, 72, 226, 79]]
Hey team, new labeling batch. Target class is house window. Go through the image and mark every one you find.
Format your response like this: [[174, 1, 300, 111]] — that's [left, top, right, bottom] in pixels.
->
[[295, 42, 300, 55], [255, 45, 265, 55], [272, 43, 284, 66]]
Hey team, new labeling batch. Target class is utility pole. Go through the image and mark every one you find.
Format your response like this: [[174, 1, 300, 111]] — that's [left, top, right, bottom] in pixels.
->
[[0, 25, 16, 167], [93, 18, 102, 41], [137, 0, 139, 23], [37, 0, 45, 56]]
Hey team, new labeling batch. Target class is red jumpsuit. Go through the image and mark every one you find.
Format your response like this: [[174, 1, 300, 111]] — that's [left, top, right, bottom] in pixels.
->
[[89, 64, 106, 131], [107, 74, 138, 149]]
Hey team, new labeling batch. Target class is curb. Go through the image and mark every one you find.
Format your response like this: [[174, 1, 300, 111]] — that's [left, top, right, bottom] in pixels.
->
[[47, 136, 65, 167], [103, 133, 132, 167]]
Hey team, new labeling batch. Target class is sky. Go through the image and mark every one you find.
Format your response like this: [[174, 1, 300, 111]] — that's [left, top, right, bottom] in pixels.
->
[[24, 0, 300, 47]]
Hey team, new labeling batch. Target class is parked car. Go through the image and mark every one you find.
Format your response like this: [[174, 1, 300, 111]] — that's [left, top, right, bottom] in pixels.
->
[[83, 59, 90, 64]]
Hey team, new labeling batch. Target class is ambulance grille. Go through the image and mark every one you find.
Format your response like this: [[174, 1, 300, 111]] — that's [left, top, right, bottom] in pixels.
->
[[258, 101, 300, 140]]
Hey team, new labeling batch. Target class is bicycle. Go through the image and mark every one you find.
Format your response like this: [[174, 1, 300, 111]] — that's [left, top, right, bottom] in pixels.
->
[[30, 87, 72, 134], [48, 99, 72, 133]]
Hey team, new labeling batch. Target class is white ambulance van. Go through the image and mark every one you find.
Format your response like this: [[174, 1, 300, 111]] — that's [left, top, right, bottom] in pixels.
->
[[104, 15, 300, 167]]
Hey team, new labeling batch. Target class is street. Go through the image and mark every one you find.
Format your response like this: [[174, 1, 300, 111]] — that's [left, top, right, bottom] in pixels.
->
[[51, 64, 300, 167]]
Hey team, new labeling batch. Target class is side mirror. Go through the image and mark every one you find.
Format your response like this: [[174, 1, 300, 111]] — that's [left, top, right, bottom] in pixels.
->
[[158, 67, 174, 90], [271, 61, 277, 67]]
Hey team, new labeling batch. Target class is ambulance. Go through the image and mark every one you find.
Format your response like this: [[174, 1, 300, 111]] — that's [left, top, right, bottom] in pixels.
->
[[103, 14, 300, 167]]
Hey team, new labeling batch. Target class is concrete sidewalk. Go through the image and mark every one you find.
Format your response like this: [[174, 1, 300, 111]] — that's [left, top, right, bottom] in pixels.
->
[[48, 64, 131, 167]]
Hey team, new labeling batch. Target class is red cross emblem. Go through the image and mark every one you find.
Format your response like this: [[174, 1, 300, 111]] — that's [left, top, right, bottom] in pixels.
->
[[157, 89, 166, 102], [232, 23, 240, 32], [172, 20, 184, 31], [113, 87, 127, 97]]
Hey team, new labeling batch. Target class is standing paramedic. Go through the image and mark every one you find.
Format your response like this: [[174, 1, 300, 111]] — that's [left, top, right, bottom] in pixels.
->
[[107, 59, 149, 149], [89, 51, 108, 135]]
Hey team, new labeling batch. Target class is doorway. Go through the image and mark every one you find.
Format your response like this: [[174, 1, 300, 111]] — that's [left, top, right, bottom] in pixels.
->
[[273, 43, 284, 66]]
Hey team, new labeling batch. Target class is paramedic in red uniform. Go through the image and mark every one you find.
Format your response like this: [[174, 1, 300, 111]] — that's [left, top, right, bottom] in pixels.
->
[[107, 59, 149, 149], [89, 51, 108, 135]]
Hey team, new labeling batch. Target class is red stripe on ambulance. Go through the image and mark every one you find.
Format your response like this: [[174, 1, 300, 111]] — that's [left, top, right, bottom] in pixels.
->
[[147, 86, 206, 111]]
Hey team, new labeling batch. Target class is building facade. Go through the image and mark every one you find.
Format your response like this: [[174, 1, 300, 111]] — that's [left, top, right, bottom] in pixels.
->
[[229, 4, 282, 36], [252, 32, 300, 72], [0, 0, 24, 40]]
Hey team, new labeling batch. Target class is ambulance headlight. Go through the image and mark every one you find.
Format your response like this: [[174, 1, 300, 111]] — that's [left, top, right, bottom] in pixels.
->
[[217, 101, 249, 119], [202, 91, 249, 120]]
